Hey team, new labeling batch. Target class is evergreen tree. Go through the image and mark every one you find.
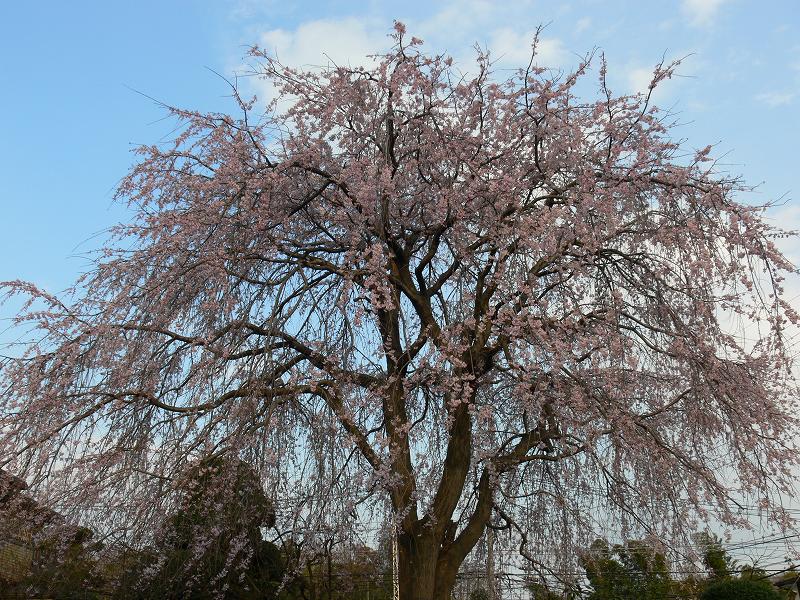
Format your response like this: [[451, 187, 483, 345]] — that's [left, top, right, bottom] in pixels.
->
[[581, 539, 674, 600]]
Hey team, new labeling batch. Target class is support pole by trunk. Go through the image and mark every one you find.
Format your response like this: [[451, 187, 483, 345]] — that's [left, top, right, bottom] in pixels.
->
[[487, 525, 495, 600], [392, 516, 400, 600], [327, 539, 333, 600]]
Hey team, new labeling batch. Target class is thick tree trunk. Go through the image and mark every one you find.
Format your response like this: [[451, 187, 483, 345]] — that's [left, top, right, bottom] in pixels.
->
[[396, 530, 472, 600], [398, 533, 438, 600], [432, 556, 461, 600]]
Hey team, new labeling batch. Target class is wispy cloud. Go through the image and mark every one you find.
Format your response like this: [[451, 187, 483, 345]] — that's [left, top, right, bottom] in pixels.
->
[[241, 3, 568, 87], [575, 17, 592, 35], [625, 61, 684, 104], [627, 66, 657, 95], [755, 91, 795, 107], [681, 0, 728, 27], [237, 17, 385, 104], [257, 17, 385, 69], [413, 0, 503, 43], [488, 28, 567, 68]]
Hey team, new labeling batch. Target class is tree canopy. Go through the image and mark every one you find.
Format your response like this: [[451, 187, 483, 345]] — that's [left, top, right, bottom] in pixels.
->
[[1, 22, 798, 600]]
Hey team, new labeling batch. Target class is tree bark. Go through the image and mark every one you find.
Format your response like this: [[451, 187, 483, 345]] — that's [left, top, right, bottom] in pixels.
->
[[397, 533, 431, 600], [397, 532, 459, 600], [392, 515, 491, 600]]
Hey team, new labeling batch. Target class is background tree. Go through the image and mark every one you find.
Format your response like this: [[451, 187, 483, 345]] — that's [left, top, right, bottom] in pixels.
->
[[296, 544, 392, 600], [1, 470, 104, 599], [323, 545, 391, 600], [114, 456, 285, 599], [468, 588, 490, 600], [526, 581, 568, 600], [580, 539, 673, 600], [696, 533, 738, 581], [1, 22, 798, 600], [699, 577, 787, 600], [20, 526, 104, 600]]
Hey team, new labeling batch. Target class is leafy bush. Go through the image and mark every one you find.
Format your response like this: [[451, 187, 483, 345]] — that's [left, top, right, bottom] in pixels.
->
[[700, 577, 786, 600]]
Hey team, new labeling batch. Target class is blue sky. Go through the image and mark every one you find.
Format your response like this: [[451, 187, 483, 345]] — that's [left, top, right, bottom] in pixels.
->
[[1, 0, 799, 292], [1, 0, 799, 564]]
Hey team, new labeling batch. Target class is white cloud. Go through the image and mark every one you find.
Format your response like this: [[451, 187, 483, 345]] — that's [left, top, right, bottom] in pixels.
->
[[236, 17, 386, 106], [406, 0, 532, 45], [575, 17, 592, 35], [622, 51, 697, 106], [624, 63, 682, 105], [625, 66, 676, 105], [627, 66, 656, 95], [258, 17, 385, 70], [755, 91, 796, 107], [488, 28, 567, 69], [242, 9, 569, 99], [681, 0, 728, 27]]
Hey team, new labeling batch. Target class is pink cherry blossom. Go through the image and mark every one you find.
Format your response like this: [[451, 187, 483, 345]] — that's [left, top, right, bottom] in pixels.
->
[[1, 25, 798, 600]]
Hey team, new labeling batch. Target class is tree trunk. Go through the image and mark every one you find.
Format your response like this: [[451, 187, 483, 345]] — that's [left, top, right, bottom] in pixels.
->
[[396, 531, 466, 600], [398, 533, 437, 600]]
